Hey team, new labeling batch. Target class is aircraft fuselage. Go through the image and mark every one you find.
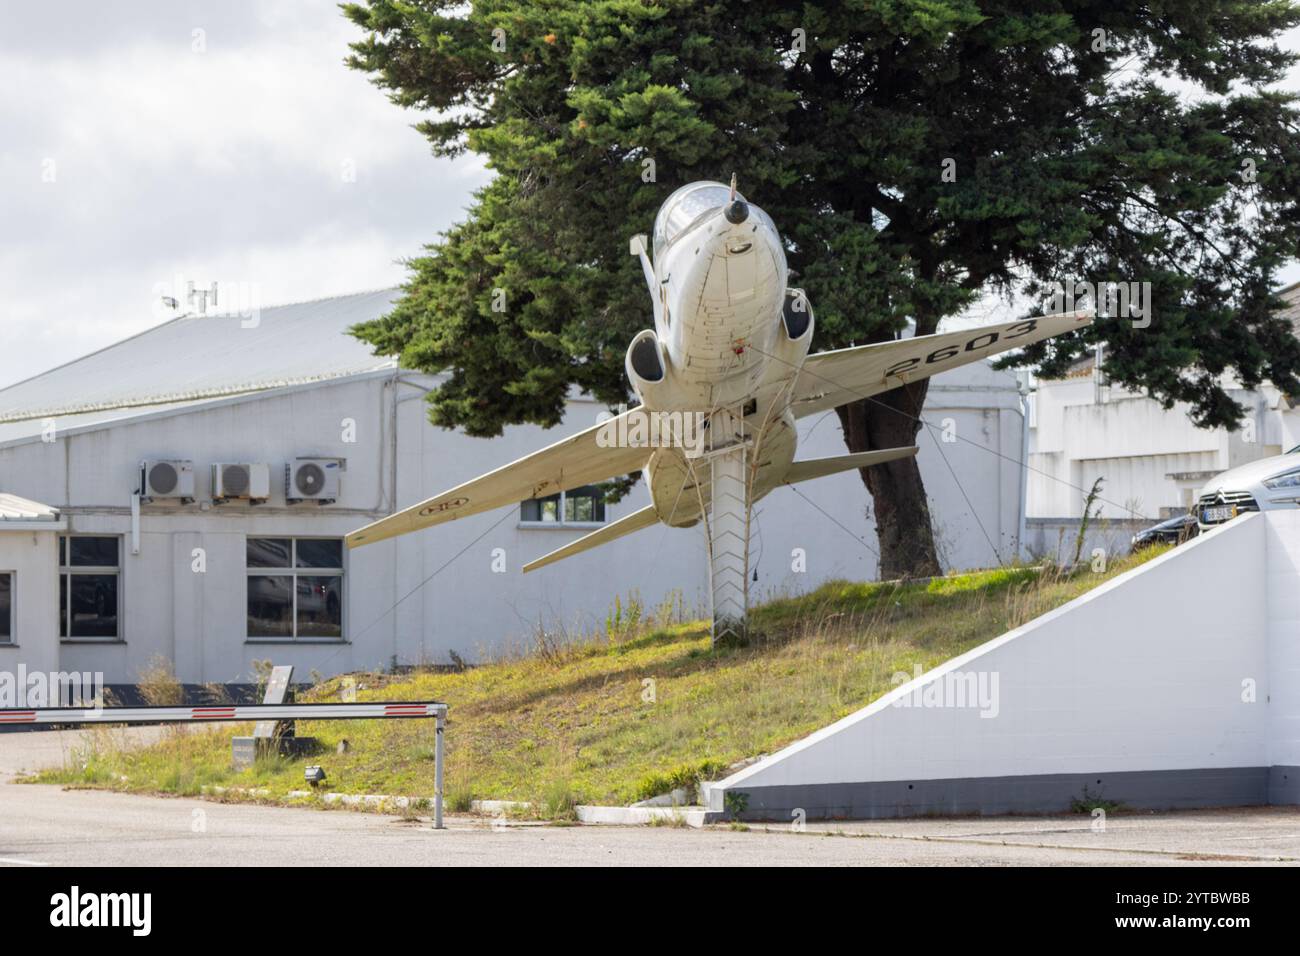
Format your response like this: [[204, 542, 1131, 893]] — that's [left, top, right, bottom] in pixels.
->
[[627, 181, 814, 527]]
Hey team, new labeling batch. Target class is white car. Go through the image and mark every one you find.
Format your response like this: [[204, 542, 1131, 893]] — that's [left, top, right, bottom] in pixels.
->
[[1196, 445, 1300, 530]]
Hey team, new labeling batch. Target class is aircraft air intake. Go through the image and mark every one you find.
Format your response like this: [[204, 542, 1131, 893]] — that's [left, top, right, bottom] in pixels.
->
[[782, 288, 814, 341], [628, 333, 665, 383]]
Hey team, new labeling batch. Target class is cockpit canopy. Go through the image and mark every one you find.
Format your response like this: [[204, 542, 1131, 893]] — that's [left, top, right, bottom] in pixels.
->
[[652, 181, 747, 261]]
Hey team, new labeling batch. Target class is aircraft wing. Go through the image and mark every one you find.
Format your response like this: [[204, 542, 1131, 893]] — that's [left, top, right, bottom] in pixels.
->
[[522, 504, 660, 573], [346, 409, 649, 548], [782, 447, 917, 484], [789, 310, 1091, 419]]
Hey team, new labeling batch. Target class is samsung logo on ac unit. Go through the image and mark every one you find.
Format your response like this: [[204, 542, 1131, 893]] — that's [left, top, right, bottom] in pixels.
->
[[49, 886, 151, 936]]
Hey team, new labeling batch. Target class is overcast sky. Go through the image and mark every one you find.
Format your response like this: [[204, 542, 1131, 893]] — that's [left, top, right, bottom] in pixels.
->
[[0, 0, 490, 390], [1, 5, 1296, 389]]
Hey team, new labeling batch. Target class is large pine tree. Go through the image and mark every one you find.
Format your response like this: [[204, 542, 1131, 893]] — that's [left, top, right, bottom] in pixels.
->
[[343, 0, 1300, 577]]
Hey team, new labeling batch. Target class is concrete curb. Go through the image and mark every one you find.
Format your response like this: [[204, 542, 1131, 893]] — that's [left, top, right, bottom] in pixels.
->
[[575, 804, 721, 827], [470, 799, 531, 814], [199, 786, 728, 826], [201, 784, 432, 811]]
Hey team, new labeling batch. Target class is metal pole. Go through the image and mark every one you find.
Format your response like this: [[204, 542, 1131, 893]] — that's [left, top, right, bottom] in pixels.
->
[[434, 711, 445, 830], [708, 408, 749, 645]]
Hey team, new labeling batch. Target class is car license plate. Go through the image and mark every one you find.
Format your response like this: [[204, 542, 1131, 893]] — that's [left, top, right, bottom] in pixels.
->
[[1202, 505, 1236, 523]]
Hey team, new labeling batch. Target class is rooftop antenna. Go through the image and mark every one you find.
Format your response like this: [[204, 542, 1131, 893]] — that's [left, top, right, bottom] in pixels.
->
[[186, 281, 219, 315]]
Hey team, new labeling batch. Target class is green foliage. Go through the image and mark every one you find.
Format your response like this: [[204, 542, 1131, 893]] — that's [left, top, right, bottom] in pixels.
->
[[723, 790, 750, 819], [646, 811, 691, 827], [342, 0, 1300, 439], [446, 783, 476, 813], [633, 758, 726, 802], [1071, 784, 1124, 814], [1072, 477, 1106, 567], [535, 780, 580, 821], [605, 591, 644, 643]]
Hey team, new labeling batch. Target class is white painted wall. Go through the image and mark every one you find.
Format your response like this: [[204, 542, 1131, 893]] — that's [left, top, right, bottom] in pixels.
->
[[716, 512, 1271, 800], [1264, 510, 1300, 771], [0, 360, 1028, 684], [0, 529, 61, 677], [1028, 375, 1293, 520]]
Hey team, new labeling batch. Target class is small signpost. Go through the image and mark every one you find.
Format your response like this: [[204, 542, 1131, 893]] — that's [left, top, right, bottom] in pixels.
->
[[235, 663, 312, 766], [235, 665, 313, 769], [252, 664, 295, 740]]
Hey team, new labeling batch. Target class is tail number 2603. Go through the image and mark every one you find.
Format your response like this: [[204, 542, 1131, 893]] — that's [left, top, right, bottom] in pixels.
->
[[882, 319, 1039, 379]]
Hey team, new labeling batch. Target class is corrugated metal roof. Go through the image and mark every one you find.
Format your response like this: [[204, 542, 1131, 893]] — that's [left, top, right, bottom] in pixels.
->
[[0, 493, 59, 521], [0, 289, 400, 425], [0, 397, 225, 447]]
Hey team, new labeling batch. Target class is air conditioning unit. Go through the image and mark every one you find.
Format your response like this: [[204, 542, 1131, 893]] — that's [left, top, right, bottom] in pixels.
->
[[285, 457, 343, 504], [211, 463, 270, 504], [139, 459, 195, 503]]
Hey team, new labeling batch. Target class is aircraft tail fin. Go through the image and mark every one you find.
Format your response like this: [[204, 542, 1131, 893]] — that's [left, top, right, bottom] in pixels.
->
[[783, 446, 918, 486], [522, 504, 661, 573]]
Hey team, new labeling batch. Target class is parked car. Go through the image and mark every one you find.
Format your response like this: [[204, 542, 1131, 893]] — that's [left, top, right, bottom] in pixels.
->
[[1196, 444, 1300, 531], [1131, 513, 1199, 551]]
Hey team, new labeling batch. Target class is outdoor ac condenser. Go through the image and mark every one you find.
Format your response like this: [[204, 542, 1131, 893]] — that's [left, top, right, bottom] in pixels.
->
[[139, 459, 196, 503], [211, 462, 270, 504], [285, 457, 343, 504]]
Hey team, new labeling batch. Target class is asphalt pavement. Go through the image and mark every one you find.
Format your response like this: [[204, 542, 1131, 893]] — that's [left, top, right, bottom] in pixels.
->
[[1, 728, 1295, 866]]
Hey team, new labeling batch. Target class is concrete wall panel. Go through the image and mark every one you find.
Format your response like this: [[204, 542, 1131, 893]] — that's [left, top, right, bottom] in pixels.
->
[[712, 512, 1275, 818]]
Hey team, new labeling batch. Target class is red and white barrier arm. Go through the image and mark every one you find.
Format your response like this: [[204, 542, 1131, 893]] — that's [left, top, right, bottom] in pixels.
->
[[0, 701, 447, 725], [1, 699, 450, 828]]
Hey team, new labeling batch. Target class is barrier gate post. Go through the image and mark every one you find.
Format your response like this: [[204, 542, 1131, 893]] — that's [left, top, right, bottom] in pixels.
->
[[435, 711, 445, 830]]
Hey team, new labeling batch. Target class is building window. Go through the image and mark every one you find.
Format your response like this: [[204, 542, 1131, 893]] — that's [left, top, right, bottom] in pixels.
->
[[520, 485, 607, 525], [0, 572, 12, 644], [59, 536, 121, 640], [246, 538, 344, 641]]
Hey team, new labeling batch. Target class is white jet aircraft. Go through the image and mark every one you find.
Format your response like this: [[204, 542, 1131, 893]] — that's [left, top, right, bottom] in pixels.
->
[[347, 179, 1091, 639]]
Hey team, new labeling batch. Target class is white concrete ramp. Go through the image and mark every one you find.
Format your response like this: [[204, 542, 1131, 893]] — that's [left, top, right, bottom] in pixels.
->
[[707, 510, 1300, 820]]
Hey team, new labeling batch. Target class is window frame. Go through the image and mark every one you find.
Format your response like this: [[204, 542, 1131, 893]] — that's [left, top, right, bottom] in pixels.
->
[[519, 486, 608, 528], [0, 570, 14, 646], [58, 535, 123, 642], [245, 536, 346, 644]]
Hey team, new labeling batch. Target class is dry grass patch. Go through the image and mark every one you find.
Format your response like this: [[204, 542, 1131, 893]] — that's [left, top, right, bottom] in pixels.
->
[[33, 550, 1166, 813]]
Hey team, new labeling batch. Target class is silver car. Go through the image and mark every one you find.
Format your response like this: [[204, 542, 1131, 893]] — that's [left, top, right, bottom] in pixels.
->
[[1196, 444, 1300, 531]]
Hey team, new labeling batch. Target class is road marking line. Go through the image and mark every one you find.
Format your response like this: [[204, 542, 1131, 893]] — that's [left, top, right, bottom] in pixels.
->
[[0, 857, 47, 866]]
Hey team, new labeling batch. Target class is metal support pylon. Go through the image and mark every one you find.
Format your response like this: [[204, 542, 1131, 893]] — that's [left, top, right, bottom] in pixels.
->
[[707, 408, 750, 644]]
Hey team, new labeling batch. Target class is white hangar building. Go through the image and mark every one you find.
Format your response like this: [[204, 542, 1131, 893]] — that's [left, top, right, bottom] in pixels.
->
[[0, 289, 1031, 686], [1026, 282, 1300, 558]]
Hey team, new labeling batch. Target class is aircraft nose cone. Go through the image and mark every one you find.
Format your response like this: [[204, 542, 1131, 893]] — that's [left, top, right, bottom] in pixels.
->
[[724, 199, 749, 224]]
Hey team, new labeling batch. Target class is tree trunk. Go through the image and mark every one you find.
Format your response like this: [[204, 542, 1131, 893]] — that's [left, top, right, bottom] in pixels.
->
[[835, 380, 942, 580]]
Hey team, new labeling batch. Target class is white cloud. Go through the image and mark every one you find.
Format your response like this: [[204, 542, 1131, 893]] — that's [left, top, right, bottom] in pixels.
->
[[0, 7, 1296, 392], [0, 1, 490, 390]]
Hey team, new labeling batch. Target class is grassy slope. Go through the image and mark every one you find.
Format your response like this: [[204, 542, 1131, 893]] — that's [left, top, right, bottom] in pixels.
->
[[37, 550, 1165, 813]]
